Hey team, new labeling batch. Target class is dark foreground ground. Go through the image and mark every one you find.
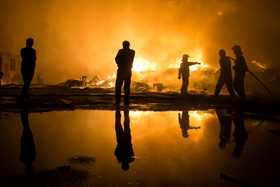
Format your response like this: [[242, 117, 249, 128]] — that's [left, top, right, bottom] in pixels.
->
[[1, 84, 280, 116]]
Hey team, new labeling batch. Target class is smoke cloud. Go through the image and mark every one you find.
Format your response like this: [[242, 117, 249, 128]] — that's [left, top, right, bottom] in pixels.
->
[[0, 0, 279, 94]]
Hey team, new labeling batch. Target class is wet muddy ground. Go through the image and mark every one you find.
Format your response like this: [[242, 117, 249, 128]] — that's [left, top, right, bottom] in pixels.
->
[[1, 85, 279, 115]]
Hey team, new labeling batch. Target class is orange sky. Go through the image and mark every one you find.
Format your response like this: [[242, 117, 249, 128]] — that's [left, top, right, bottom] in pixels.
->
[[0, 0, 279, 85]]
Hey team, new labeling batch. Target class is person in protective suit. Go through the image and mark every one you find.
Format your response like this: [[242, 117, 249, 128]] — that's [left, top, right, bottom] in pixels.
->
[[21, 38, 37, 103], [232, 45, 248, 99], [214, 49, 235, 97], [115, 41, 135, 105], [178, 54, 200, 94]]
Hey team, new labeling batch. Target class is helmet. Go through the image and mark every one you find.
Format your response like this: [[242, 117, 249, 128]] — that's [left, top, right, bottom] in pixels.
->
[[232, 45, 243, 54], [219, 49, 226, 56], [182, 54, 189, 61]]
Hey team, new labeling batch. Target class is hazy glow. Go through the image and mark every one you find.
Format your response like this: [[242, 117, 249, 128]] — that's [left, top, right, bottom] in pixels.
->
[[132, 57, 156, 72], [191, 111, 213, 121], [252, 60, 267, 70], [0, 0, 279, 95]]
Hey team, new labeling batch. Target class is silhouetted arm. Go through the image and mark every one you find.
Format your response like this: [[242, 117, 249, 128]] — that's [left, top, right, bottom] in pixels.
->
[[188, 62, 201, 66]]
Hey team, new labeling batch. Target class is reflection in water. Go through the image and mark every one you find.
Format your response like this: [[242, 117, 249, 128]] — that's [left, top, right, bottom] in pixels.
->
[[216, 109, 248, 158], [114, 110, 134, 171], [216, 109, 232, 150], [178, 111, 201, 138], [232, 111, 248, 158], [20, 108, 36, 171]]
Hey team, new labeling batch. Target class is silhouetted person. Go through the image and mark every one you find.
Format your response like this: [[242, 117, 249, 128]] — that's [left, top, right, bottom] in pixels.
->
[[216, 109, 232, 150], [115, 41, 135, 105], [214, 50, 235, 97], [21, 38, 37, 103], [114, 110, 134, 170], [0, 72, 3, 86], [232, 111, 247, 158], [232, 45, 248, 99], [178, 54, 200, 94], [0, 56, 3, 86], [178, 111, 200, 138], [20, 108, 36, 171]]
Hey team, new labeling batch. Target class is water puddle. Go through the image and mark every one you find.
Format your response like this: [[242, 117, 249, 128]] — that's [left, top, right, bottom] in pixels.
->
[[0, 109, 279, 186]]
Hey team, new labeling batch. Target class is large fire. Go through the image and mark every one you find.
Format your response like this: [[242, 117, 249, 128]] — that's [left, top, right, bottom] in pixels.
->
[[132, 57, 156, 72], [132, 51, 207, 73]]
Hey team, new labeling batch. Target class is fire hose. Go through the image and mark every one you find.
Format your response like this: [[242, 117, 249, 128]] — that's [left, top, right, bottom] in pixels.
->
[[247, 70, 272, 96], [229, 56, 272, 96]]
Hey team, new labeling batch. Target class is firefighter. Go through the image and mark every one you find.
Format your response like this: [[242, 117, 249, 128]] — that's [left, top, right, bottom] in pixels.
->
[[214, 49, 235, 97], [115, 41, 135, 105], [232, 45, 248, 99], [178, 54, 200, 94], [20, 38, 37, 103]]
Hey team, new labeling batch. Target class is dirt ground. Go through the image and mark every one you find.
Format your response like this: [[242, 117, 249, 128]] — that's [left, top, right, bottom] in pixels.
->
[[0, 85, 279, 117]]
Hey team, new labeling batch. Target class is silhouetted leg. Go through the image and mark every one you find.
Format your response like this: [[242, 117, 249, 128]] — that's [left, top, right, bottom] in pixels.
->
[[225, 77, 235, 97], [214, 76, 226, 96], [233, 74, 245, 99], [181, 77, 189, 94], [124, 77, 131, 104], [115, 111, 123, 143], [239, 78, 245, 98], [233, 72, 245, 99], [124, 110, 130, 134], [21, 71, 34, 100], [115, 75, 124, 104]]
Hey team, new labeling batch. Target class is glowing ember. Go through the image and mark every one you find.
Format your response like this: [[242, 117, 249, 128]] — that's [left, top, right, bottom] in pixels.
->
[[109, 81, 115, 87], [96, 80, 105, 85]]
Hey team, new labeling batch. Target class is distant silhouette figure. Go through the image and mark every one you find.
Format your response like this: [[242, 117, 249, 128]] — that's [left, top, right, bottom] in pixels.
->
[[232, 45, 248, 99], [232, 111, 247, 158], [20, 108, 36, 171], [21, 38, 37, 103], [114, 110, 134, 170], [214, 50, 235, 97], [216, 109, 232, 150], [178, 111, 200, 138], [115, 41, 135, 105], [178, 54, 200, 94], [0, 56, 3, 86], [0, 72, 3, 86]]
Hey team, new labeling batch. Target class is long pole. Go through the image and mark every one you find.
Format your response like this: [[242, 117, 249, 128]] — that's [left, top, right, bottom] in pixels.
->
[[228, 56, 272, 97]]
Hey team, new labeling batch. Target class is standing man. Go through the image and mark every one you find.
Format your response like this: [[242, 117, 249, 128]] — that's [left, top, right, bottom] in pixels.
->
[[115, 41, 135, 105], [178, 54, 200, 94], [214, 49, 235, 97], [232, 45, 248, 99], [21, 38, 37, 103]]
